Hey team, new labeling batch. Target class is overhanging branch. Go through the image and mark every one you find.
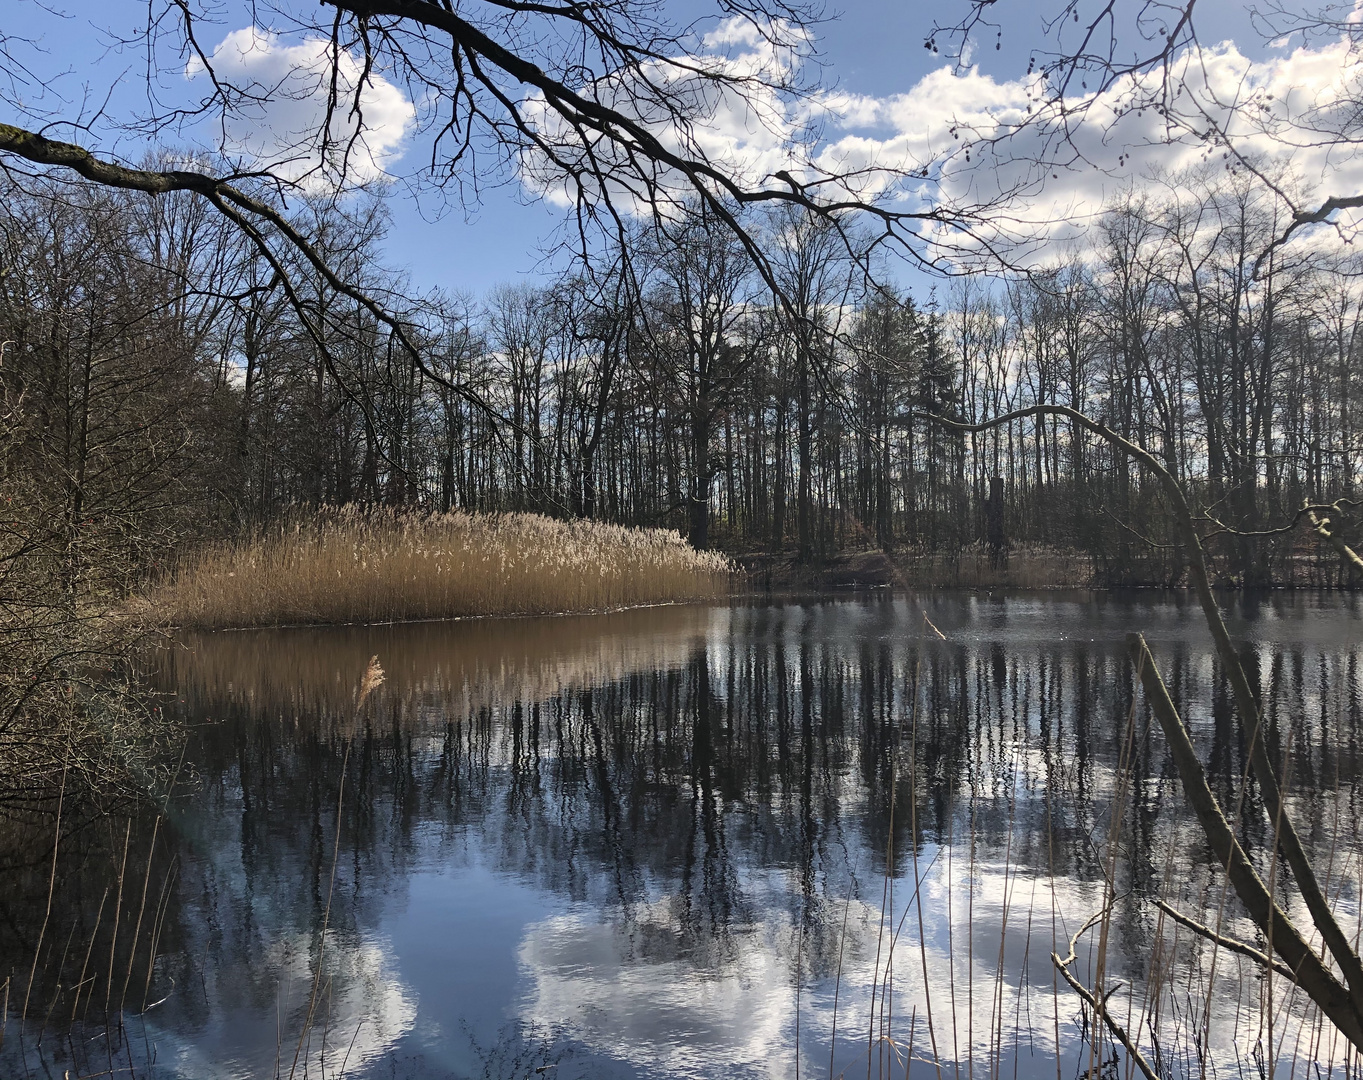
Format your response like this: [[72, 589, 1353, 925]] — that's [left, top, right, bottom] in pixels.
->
[[920, 404, 1363, 1033], [0, 122, 502, 425]]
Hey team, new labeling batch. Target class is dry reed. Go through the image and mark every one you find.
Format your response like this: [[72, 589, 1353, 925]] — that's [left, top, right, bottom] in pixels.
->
[[146, 507, 733, 629]]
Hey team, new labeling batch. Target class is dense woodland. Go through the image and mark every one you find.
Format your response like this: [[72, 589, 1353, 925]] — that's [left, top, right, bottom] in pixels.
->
[[3, 166, 1361, 589]]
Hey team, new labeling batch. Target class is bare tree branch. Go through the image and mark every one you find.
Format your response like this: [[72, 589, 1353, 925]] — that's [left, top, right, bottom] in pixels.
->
[[921, 404, 1363, 1036]]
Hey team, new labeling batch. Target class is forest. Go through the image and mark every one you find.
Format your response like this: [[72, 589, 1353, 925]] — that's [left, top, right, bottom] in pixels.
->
[[3, 164, 1360, 592], [8, 2, 1363, 1076]]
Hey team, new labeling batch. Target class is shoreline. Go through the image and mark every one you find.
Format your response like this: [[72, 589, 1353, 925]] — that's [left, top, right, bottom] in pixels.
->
[[156, 579, 1359, 635], [154, 596, 723, 635]]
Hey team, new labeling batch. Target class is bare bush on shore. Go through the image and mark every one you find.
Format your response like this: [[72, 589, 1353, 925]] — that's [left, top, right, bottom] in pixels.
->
[[148, 507, 735, 629], [0, 387, 178, 827], [0, 487, 172, 828], [892, 542, 1097, 590]]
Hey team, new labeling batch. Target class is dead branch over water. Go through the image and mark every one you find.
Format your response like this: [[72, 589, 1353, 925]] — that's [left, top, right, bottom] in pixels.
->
[[925, 404, 1363, 1066]]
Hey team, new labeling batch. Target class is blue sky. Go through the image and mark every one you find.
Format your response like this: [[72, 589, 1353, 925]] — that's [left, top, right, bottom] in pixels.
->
[[6, 0, 1349, 297]]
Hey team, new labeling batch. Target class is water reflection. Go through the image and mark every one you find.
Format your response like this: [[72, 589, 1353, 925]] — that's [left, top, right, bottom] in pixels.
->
[[3, 592, 1362, 1079]]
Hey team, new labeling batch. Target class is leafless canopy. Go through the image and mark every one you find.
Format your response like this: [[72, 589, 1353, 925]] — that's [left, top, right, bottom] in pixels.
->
[[927, 0, 1363, 258]]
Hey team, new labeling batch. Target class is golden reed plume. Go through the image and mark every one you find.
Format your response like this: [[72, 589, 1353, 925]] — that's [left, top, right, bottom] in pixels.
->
[[356, 655, 385, 710]]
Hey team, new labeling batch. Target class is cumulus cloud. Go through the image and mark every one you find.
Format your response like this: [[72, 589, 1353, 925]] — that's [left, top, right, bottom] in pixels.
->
[[512, 841, 1342, 1077], [511, 857, 1133, 1075], [912, 35, 1363, 253], [141, 930, 416, 1078], [858, 34, 1363, 259], [187, 27, 415, 188], [518, 17, 825, 211], [518, 20, 1363, 264]]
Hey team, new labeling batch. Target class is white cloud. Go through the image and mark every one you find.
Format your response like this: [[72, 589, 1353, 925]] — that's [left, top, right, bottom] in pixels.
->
[[187, 27, 415, 189], [807, 34, 1363, 260], [960, 36, 1363, 255], [181, 19, 1363, 264], [518, 22, 1363, 265], [513, 844, 1348, 1077], [138, 930, 417, 1078]]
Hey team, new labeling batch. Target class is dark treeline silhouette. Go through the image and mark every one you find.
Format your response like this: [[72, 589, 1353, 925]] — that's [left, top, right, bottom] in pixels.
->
[[4, 169, 1361, 585]]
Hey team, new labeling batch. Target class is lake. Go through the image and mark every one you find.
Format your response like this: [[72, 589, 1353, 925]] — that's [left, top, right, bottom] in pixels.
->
[[3, 592, 1362, 1079]]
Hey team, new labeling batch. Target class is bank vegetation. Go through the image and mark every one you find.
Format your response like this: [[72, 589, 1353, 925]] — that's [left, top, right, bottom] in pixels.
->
[[4, 170, 1362, 596], [26, 169, 1348, 589], [150, 508, 733, 629]]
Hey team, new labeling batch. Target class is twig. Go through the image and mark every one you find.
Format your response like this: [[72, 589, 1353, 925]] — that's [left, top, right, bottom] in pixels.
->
[[1152, 899, 1297, 981], [22, 760, 66, 1025], [1051, 909, 1160, 1080]]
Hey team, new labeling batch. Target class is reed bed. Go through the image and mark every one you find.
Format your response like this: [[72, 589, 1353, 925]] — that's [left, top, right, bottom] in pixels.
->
[[148, 508, 734, 629]]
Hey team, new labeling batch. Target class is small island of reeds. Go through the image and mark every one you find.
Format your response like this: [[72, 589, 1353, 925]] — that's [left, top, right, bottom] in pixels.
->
[[149, 508, 734, 629]]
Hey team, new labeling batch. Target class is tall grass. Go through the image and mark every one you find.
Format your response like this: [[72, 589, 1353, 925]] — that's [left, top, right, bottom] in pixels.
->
[[147, 507, 734, 629]]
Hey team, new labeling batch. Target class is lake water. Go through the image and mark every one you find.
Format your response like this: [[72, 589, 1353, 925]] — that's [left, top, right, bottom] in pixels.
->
[[4, 592, 1363, 1079]]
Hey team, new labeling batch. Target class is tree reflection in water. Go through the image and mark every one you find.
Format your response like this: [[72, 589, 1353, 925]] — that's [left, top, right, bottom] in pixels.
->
[[2, 593, 1361, 1079]]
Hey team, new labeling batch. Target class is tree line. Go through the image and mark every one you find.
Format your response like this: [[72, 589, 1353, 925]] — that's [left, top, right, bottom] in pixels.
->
[[3, 165, 1360, 587]]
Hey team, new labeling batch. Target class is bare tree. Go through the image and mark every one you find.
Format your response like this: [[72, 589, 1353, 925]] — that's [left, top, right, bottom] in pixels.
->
[[765, 204, 855, 562], [636, 208, 758, 549]]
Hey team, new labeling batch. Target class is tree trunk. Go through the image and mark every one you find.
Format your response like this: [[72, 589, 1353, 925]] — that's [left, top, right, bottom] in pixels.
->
[[796, 341, 813, 563], [689, 402, 710, 549]]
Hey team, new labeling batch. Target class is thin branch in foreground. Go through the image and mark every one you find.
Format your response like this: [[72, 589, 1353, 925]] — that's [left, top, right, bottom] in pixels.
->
[[1051, 907, 1160, 1080], [1152, 899, 1298, 982], [1127, 630, 1363, 1047]]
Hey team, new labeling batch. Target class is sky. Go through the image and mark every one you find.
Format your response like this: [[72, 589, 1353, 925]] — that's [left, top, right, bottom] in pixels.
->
[[5, 0, 1358, 297]]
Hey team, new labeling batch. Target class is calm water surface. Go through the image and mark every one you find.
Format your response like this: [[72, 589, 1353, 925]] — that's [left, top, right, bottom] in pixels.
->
[[4, 592, 1363, 1079]]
